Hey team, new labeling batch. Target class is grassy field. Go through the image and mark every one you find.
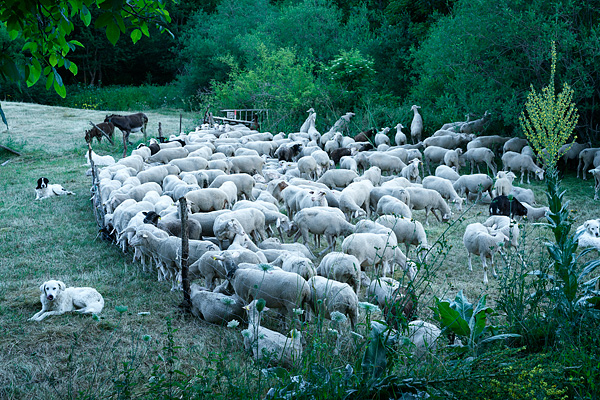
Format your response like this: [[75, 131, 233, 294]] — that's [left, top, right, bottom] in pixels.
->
[[0, 101, 598, 399]]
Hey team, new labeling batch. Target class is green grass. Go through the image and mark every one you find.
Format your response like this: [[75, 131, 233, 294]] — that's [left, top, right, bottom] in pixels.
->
[[0, 101, 599, 398]]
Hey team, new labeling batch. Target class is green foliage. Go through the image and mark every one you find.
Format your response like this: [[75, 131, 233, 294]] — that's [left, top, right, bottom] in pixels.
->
[[0, 0, 172, 97]]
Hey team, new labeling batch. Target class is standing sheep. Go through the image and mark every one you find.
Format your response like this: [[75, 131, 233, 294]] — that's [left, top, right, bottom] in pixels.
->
[[316, 252, 361, 293], [463, 223, 508, 284], [307, 276, 359, 329], [410, 105, 423, 144]]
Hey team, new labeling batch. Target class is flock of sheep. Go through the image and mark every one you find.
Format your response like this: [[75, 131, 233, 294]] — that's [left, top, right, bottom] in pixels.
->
[[88, 106, 598, 366]]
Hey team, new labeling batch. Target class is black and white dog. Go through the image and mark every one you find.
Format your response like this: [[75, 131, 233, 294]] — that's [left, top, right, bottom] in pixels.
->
[[35, 177, 75, 200]]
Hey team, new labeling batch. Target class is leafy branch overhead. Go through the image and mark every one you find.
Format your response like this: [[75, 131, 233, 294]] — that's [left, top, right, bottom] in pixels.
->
[[0, 0, 172, 97]]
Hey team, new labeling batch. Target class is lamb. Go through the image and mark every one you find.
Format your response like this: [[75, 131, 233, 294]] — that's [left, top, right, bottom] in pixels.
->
[[399, 159, 421, 183], [483, 215, 520, 248], [505, 154, 544, 184], [147, 147, 189, 164], [185, 188, 229, 213], [463, 223, 508, 284], [213, 209, 267, 245], [368, 152, 405, 175], [272, 255, 317, 281], [218, 181, 238, 208], [307, 276, 359, 329], [339, 180, 374, 219], [493, 171, 517, 196], [376, 215, 428, 259], [190, 284, 245, 325], [341, 233, 410, 277], [394, 123, 407, 146], [410, 105, 423, 144], [435, 165, 460, 182], [355, 166, 382, 186], [453, 174, 494, 203], [209, 173, 255, 200], [297, 156, 319, 180], [503, 137, 529, 154], [228, 155, 265, 175], [189, 249, 264, 290], [220, 255, 311, 326], [577, 148, 600, 179], [441, 148, 461, 172], [290, 207, 355, 255], [521, 202, 549, 221], [489, 195, 528, 219], [404, 187, 452, 224], [85, 150, 115, 166], [463, 147, 498, 176], [324, 132, 344, 154], [317, 169, 359, 189], [422, 176, 464, 211], [376, 195, 412, 219], [116, 154, 144, 172], [232, 200, 291, 240], [310, 149, 331, 175], [316, 252, 361, 293], [242, 299, 303, 367]]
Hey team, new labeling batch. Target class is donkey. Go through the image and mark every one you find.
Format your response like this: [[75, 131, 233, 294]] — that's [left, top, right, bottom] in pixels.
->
[[105, 113, 148, 157]]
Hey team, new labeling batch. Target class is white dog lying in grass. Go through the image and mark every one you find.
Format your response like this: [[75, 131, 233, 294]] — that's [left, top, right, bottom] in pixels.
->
[[29, 280, 105, 321], [576, 219, 600, 251], [35, 177, 75, 200]]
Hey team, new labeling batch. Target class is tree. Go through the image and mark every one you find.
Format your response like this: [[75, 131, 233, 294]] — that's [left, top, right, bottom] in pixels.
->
[[0, 0, 172, 98]]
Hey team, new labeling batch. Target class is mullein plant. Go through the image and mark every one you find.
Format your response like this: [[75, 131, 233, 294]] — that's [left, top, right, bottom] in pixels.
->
[[519, 41, 600, 327]]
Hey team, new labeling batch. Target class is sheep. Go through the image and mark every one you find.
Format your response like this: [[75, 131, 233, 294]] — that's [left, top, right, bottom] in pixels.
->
[[460, 111, 491, 134], [489, 195, 528, 219], [218, 181, 238, 208], [355, 166, 382, 186], [340, 156, 358, 173], [366, 277, 414, 323], [116, 154, 145, 173], [185, 188, 229, 213], [501, 151, 521, 171], [232, 200, 291, 240], [410, 105, 423, 144], [85, 150, 115, 166], [404, 187, 452, 224], [466, 135, 509, 152], [329, 147, 353, 166], [370, 187, 410, 212], [137, 165, 180, 185], [520, 202, 549, 221], [324, 132, 344, 154], [406, 320, 442, 358], [316, 252, 361, 293], [590, 167, 600, 199], [242, 299, 303, 367], [317, 169, 359, 189], [422, 176, 464, 211], [443, 148, 462, 172], [190, 284, 245, 324], [560, 141, 591, 168], [220, 255, 311, 327], [307, 276, 359, 329], [368, 152, 405, 175], [147, 147, 189, 164], [213, 209, 267, 245], [374, 127, 391, 147], [105, 182, 163, 213], [453, 174, 494, 203], [290, 207, 355, 255], [341, 233, 410, 277], [463, 147, 497, 176], [297, 156, 319, 180], [376, 215, 428, 260], [272, 255, 316, 281], [394, 123, 407, 146], [503, 138, 529, 154], [577, 148, 600, 179], [259, 237, 315, 260], [339, 180, 374, 219], [435, 165, 460, 182], [169, 157, 208, 172], [483, 215, 520, 248], [228, 155, 265, 175], [400, 159, 421, 183], [189, 249, 264, 290], [376, 195, 412, 219], [142, 210, 203, 240], [424, 146, 452, 175], [423, 133, 471, 150], [493, 171, 517, 196], [463, 223, 508, 284], [505, 154, 544, 184], [209, 173, 255, 200]]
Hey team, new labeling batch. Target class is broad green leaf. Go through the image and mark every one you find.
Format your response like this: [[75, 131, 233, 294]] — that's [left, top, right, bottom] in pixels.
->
[[106, 21, 121, 45], [70, 40, 84, 47], [471, 307, 493, 341], [95, 12, 113, 28], [131, 29, 142, 44], [22, 42, 38, 53], [53, 68, 64, 87], [26, 61, 42, 87], [46, 73, 54, 91], [140, 22, 150, 37], [579, 260, 600, 282], [69, 61, 78, 75], [49, 54, 58, 67], [451, 290, 473, 321], [8, 29, 18, 40], [53, 77, 67, 98], [436, 300, 470, 337]]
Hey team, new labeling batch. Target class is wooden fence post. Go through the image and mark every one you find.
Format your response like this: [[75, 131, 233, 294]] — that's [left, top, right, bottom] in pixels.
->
[[179, 197, 191, 311]]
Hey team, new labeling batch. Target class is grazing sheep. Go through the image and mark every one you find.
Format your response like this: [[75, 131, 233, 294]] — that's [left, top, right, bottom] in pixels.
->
[[503, 137, 529, 154], [290, 207, 354, 255], [423, 133, 471, 150], [410, 105, 423, 144], [453, 174, 494, 203], [340, 155, 358, 173], [578, 148, 600, 179], [297, 156, 319, 180], [483, 215, 520, 248], [147, 147, 189, 164], [463, 147, 497, 176], [370, 187, 410, 212], [190, 284, 245, 325], [307, 276, 359, 329], [460, 111, 491, 134], [209, 173, 255, 200], [435, 165, 460, 182], [422, 176, 464, 211], [259, 237, 315, 260], [505, 154, 544, 184], [424, 146, 453, 175], [242, 299, 303, 367], [368, 152, 405, 175], [404, 187, 452, 224], [466, 135, 509, 152], [442, 148, 462, 172], [489, 195, 528, 219], [376, 195, 412, 219], [272, 254, 316, 281], [463, 223, 508, 284], [185, 188, 229, 212], [316, 252, 361, 293], [560, 141, 591, 168], [520, 202, 549, 221], [137, 165, 180, 185], [213, 209, 267, 245], [406, 320, 442, 358], [228, 155, 265, 175], [376, 215, 428, 259], [341, 233, 410, 277], [400, 159, 421, 183], [142, 210, 203, 240], [339, 180, 374, 219], [169, 157, 208, 172], [355, 166, 382, 186], [509, 186, 536, 205], [317, 169, 359, 189], [189, 249, 263, 290], [394, 123, 407, 146], [85, 150, 115, 166], [366, 277, 414, 323]]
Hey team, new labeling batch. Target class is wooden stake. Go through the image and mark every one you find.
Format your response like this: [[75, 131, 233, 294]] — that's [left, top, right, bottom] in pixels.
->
[[179, 197, 191, 311]]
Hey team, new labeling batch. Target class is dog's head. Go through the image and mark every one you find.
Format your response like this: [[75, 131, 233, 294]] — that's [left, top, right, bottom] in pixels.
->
[[39, 280, 66, 301], [36, 177, 49, 190], [584, 219, 600, 238]]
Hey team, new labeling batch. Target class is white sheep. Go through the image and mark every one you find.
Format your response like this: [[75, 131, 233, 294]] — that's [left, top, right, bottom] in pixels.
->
[[367, 152, 405, 175], [493, 171, 517, 196], [460, 111, 491, 134], [463, 222, 508, 284], [272, 254, 316, 281], [341, 233, 411, 278], [424, 146, 452, 175], [482, 215, 520, 248], [452, 174, 494, 203], [339, 180, 374, 219], [169, 157, 208, 172], [190, 284, 245, 325], [189, 249, 264, 290], [228, 155, 264, 175], [394, 123, 406, 146], [307, 276, 359, 329], [423, 132, 471, 149], [410, 105, 423, 144], [443, 148, 462, 171], [297, 155, 319, 180], [209, 173, 255, 200], [147, 147, 189, 164], [374, 127, 391, 147], [463, 147, 497, 176], [316, 252, 361, 293], [509, 186, 536, 205], [590, 167, 600, 199], [290, 207, 355, 255], [400, 159, 421, 183], [406, 320, 442, 358], [466, 134, 509, 151], [422, 176, 464, 211], [85, 150, 115, 166], [137, 165, 180, 185], [505, 154, 544, 184], [503, 137, 529, 154], [340, 155, 358, 173], [213, 209, 267, 245], [577, 148, 600, 179], [185, 188, 229, 212], [376, 195, 412, 219], [404, 187, 452, 224], [370, 187, 410, 212], [376, 215, 428, 259], [355, 166, 382, 186], [520, 202, 549, 221], [317, 169, 359, 189]]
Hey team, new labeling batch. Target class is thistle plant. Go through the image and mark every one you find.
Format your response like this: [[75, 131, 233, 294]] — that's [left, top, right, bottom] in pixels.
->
[[519, 41, 579, 169]]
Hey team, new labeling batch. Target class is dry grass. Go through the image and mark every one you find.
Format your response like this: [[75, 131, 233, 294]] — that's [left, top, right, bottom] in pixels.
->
[[0, 101, 598, 398]]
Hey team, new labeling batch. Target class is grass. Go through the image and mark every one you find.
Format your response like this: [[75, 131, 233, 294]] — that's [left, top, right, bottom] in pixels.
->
[[0, 101, 599, 398]]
